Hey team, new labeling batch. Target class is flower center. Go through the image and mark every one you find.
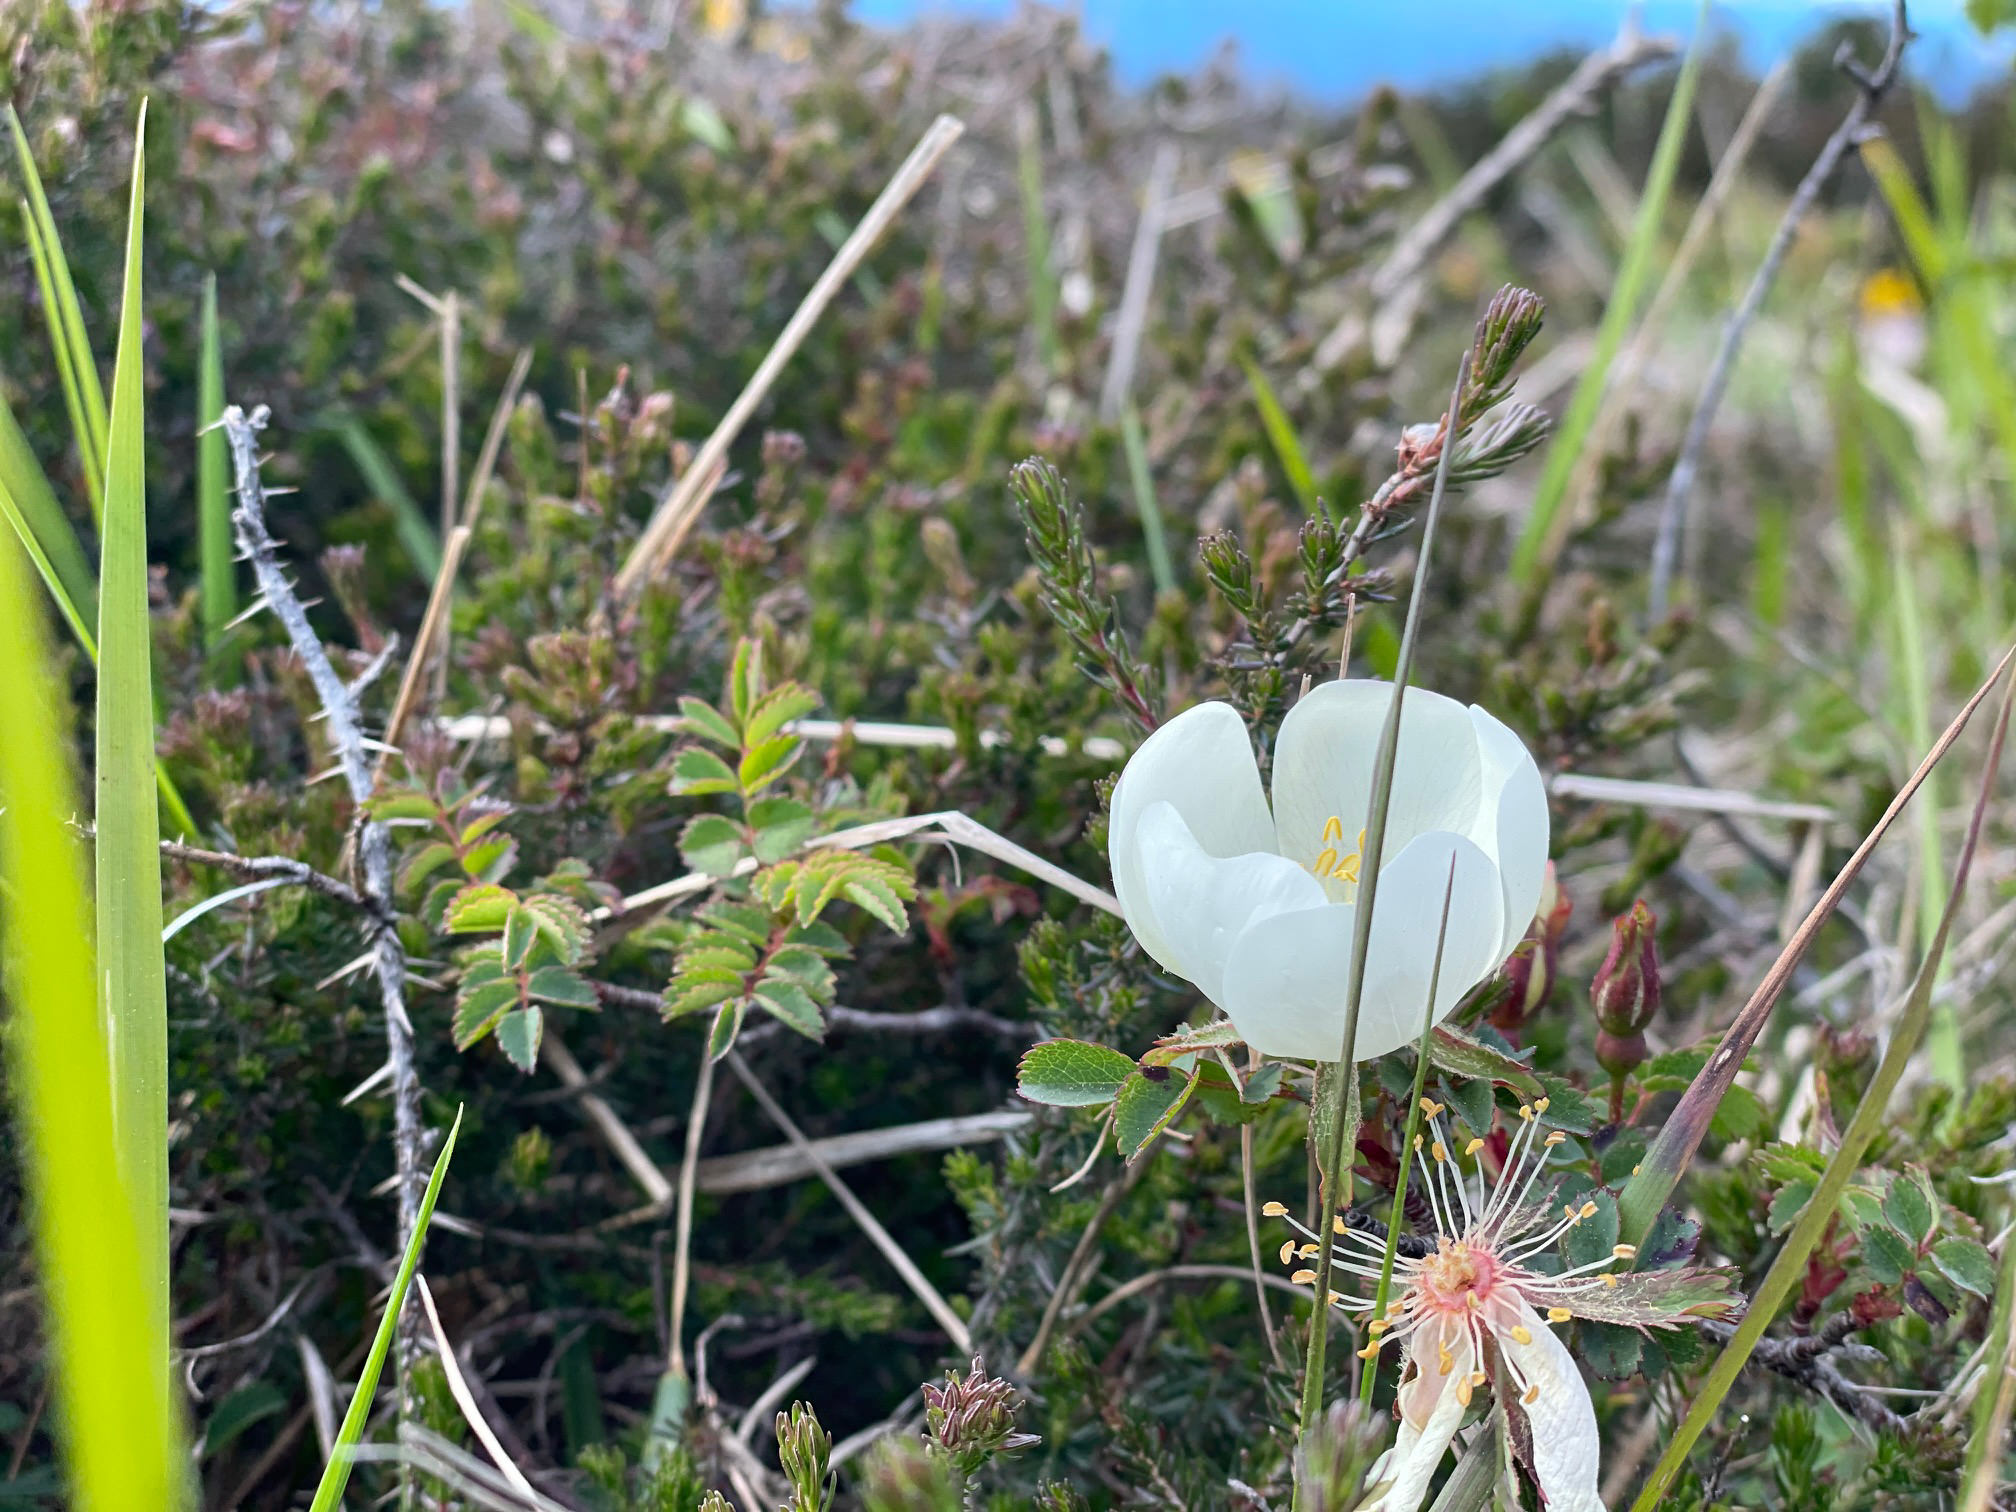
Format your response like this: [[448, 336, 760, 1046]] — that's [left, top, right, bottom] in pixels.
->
[[1309, 814, 1365, 894], [1414, 1237, 1502, 1318]]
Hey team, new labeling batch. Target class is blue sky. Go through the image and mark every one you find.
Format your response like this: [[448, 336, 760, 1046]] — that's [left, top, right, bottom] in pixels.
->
[[829, 2, 2014, 104]]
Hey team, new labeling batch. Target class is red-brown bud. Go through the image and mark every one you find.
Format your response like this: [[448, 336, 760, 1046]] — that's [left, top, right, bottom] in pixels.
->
[[1492, 864, 1570, 1039], [1591, 899, 1661, 1049]]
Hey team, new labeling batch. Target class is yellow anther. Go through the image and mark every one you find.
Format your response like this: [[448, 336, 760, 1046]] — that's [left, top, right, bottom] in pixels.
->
[[1510, 1325, 1532, 1345], [1333, 1216, 1350, 1235], [1291, 1269, 1318, 1285], [1313, 846, 1341, 877], [1357, 1341, 1382, 1360], [1413, 1133, 1425, 1150], [1544, 1131, 1567, 1147], [1631, 1164, 1642, 1176], [1419, 1097, 1439, 1116], [1368, 1319, 1388, 1336], [1601, 1273, 1620, 1289], [1455, 1376, 1473, 1407], [1466, 1293, 1481, 1311], [1432, 1141, 1448, 1163], [1470, 1370, 1488, 1388], [1328, 1292, 1346, 1306], [1613, 1244, 1638, 1259], [1465, 1138, 1484, 1156], [1279, 1240, 1297, 1265], [1563, 1202, 1577, 1218], [1580, 1201, 1598, 1219], [1322, 815, 1345, 844], [1548, 1307, 1572, 1323], [1300, 1244, 1321, 1258], [1523, 1383, 1541, 1405], [1262, 1200, 1289, 1217], [1437, 1343, 1454, 1374], [1535, 1097, 1551, 1112], [1334, 853, 1361, 883], [1518, 1104, 1534, 1121]]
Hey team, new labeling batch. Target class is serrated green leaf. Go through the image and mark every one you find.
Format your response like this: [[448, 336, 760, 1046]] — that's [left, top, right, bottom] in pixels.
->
[[369, 792, 441, 822], [495, 1005, 543, 1072], [763, 943, 835, 997], [446, 883, 517, 932], [1756, 1142, 1827, 1185], [1193, 1062, 1268, 1127], [679, 941, 759, 974], [677, 695, 741, 749], [1427, 1024, 1542, 1097], [1017, 1039, 1136, 1107], [843, 875, 909, 933], [738, 733, 802, 794], [1141, 1019, 1245, 1066], [753, 979, 824, 1040], [526, 965, 599, 1009], [453, 979, 521, 1048], [1561, 1188, 1621, 1270], [1114, 1069, 1191, 1158], [698, 900, 773, 946], [745, 684, 820, 747], [681, 814, 747, 878], [399, 841, 460, 893], [707, 998, 746, 1060], [522, 894, 591, 964], [663, 978, 743, 1020], [729, 638, 759, 725], [1242, 1063, 1285, 1105], [1932, 1235, 1995, 1296], [747, 796, 816, 862], [1883, 1166, 1938, 1246], [462, 834, 518, 884], [670, 747, 740, 797], [1557, 1266, 1744, 1328], [459, 808, 510, 847], [1708, 1083, 1767, 1143], [1766, 1178, 1817, 1235], [1576, 1320, 1644, 1380], [501, 905, 536, 970], [786, 920, 848, 955], [1860, 1225, 1916, 1286]]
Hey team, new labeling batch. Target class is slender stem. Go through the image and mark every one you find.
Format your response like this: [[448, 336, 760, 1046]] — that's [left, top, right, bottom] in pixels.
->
[[666, 1048, 716, 1380], [1241, 1047, 1284, 1368], [1358, 858, 1460, 1407], [1296, 351, 1471, 1443]]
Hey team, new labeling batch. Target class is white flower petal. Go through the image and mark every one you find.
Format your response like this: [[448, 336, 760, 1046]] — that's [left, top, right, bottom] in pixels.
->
[[1109, 702, 1276, 973], [1497, 1298, 1607, 1512], [1468, 705, 1551, 960], [1132, 802, 1327, 1006], [1220, 831, 1501, 1062], [1367, 1318, 1476, 1512], [1270, 680, 1484, 873]]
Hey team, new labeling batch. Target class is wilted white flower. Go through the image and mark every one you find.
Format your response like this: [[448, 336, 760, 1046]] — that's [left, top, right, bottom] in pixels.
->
[[1268, 1098, 1618, 1512], [1107, 681, 1548, 1061]]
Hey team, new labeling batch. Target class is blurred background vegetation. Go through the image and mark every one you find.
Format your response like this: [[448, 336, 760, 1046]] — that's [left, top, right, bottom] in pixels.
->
[[4, 0, 2016, 1507]]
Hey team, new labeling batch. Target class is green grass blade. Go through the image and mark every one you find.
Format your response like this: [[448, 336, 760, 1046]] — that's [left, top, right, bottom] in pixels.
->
[[1961, 1201, 2016, 1511], [1119, 401, 1175, 594], [9, 107, 110, 512], [1507, 2, 1707, 596], [308, 1107, 464, 1512], [1015, 104, 1058, 375], [331, 416, 443, 579], [94, 104, 171, 1385], [0, 467, 180, 1512], [0, 384, 96, 622], [197, 275, 235, 642], [0, 474, 96, 657], [1241, 355, 1319, 513], [1629, 665, 2013, 1512], [19, 202, 104, 515]]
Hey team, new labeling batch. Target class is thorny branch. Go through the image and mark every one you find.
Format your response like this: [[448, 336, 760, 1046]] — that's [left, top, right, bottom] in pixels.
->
[[1646, 0, 1912, 618], [220, 404, 430, 1388], [158, 839, 393, 926], [1699, 1314, 1908, 1435]]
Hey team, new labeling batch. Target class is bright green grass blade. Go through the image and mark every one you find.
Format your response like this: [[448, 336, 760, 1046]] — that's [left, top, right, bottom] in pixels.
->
[[331, 415, 443, 579], [1119, 401, 1175, 594], [19, 201, 103, 515], [308, 1107, 463, 1512], [94, 104, 171, 1388], [1241, 355, 1319, 513], [0, 379, 95, 618], [1015, 105, 1058, 375], [0, 488, 180, 1512], [0, 474, 96, 657], [1507, 1, 1707, 594], [9, 107, 110, 512], [1629, 667, 2013, 1512], [198, 274, 235, 642]]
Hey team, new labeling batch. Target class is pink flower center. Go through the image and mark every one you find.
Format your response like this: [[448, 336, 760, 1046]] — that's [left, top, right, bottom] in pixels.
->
[[1413, 1237, 1503, 1318]]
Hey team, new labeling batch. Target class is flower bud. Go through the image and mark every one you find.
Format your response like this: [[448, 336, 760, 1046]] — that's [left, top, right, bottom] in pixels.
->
[[923, 1356, 1039, 1475], [1491, 864, 1570, 1039], [1591, 900, 1660, 1076]]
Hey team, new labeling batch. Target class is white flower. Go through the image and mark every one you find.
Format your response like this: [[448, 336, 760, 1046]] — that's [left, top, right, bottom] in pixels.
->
[[1107, 681, 1548, 1061], [1268, 1098, 1618, 1512]]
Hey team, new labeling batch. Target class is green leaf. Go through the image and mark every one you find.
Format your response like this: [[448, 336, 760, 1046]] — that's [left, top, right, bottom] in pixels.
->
[[1017, 1039, 1136, 1107], [738, 733, 802, 794], [1576, 1320, 1644, 1381], [753, 978, 824, 1040], [1883, 1166, 1938, 1246], [462, 833, 518, 883], [0, 293, 181, 1503], [729, 638, 759, 725], [197, 273, 234, 642], [495, 1006, 544, 1072], [1427, 1025, 1542, 1097], [328, 414, 441, 579], [1555, 1266, 1744, 1328], [446, 883, 517, 932], [453, 978, 520, 1048], [94, 105, 170, 1389], [458, 808, 510, 846], [309, 1108, 462, 1512], [763, 942, 835, 997], [522, 894, 591, 964], [1241, 355, 1318, 512], [707, 998, 746, 1061], [1242, 1063, 1285, 1105], [0, 466, 96, 657], [1766, 1178, 1817, 1235], [201, 1381, 285, 1459], [1931, 1235, 1996, 1296], [399, 840, 461, 893], [0, 385, 95, 630], [1707, 1083, 1768, 1143], [369, 792, 442, 822], [526, 965, 599, 1009], [1561, 1188, 1621, 1271], [663, 977, 742, 1020], [842, 874, 910, 933], [500, 905, 537, 970], [1859, 1226, 1916, 1286], [748, 796, 816, 862], [698, 900, 773, 946], [681, 813, 747, 878], [679, 94, 733, 151], [677, 695, 741, 749], [670, 747, 740, 797], [745, 684, 820, 747], [1114, 1069, 1191, 1158]]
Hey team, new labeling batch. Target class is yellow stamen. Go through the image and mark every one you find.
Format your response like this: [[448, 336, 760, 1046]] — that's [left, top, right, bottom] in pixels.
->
[[1601, 1273, 1619, 1289], [1632, 1164, 1642, 1176], [1368, 1319, 1388, 1335], [1465, 1138, 1484, 1156], [1432, 1141, 1448, 1162], [1544, 1131, 1567, 1147], [1279, 1240, 1296, 1265], [1470, 1370, 1487, 1388], [1535, 1097, 1551, 1112], [1455, 1377, 1473, 1407], [1523, 1383, 1540, 1405], [1580, 1201, 1598, 1219], [1313, 846, 1341, 877], [1357, 1341, 1382, 1359], [1613, 1244, 1638, 1259], [1333, 1216, 1350, 1236], [1262, 1201, 1289, 1217], [1322, 815, 1345, 844], [1518, 1104, 1534, 1121], [1548, 1307, 1571, 1323], [1510, 1325, 1532, 1345], [1300, 1244, 1320, 1258], [1437, 1343, 1454, 1375], [1291, 1269, 1317, 1285]]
